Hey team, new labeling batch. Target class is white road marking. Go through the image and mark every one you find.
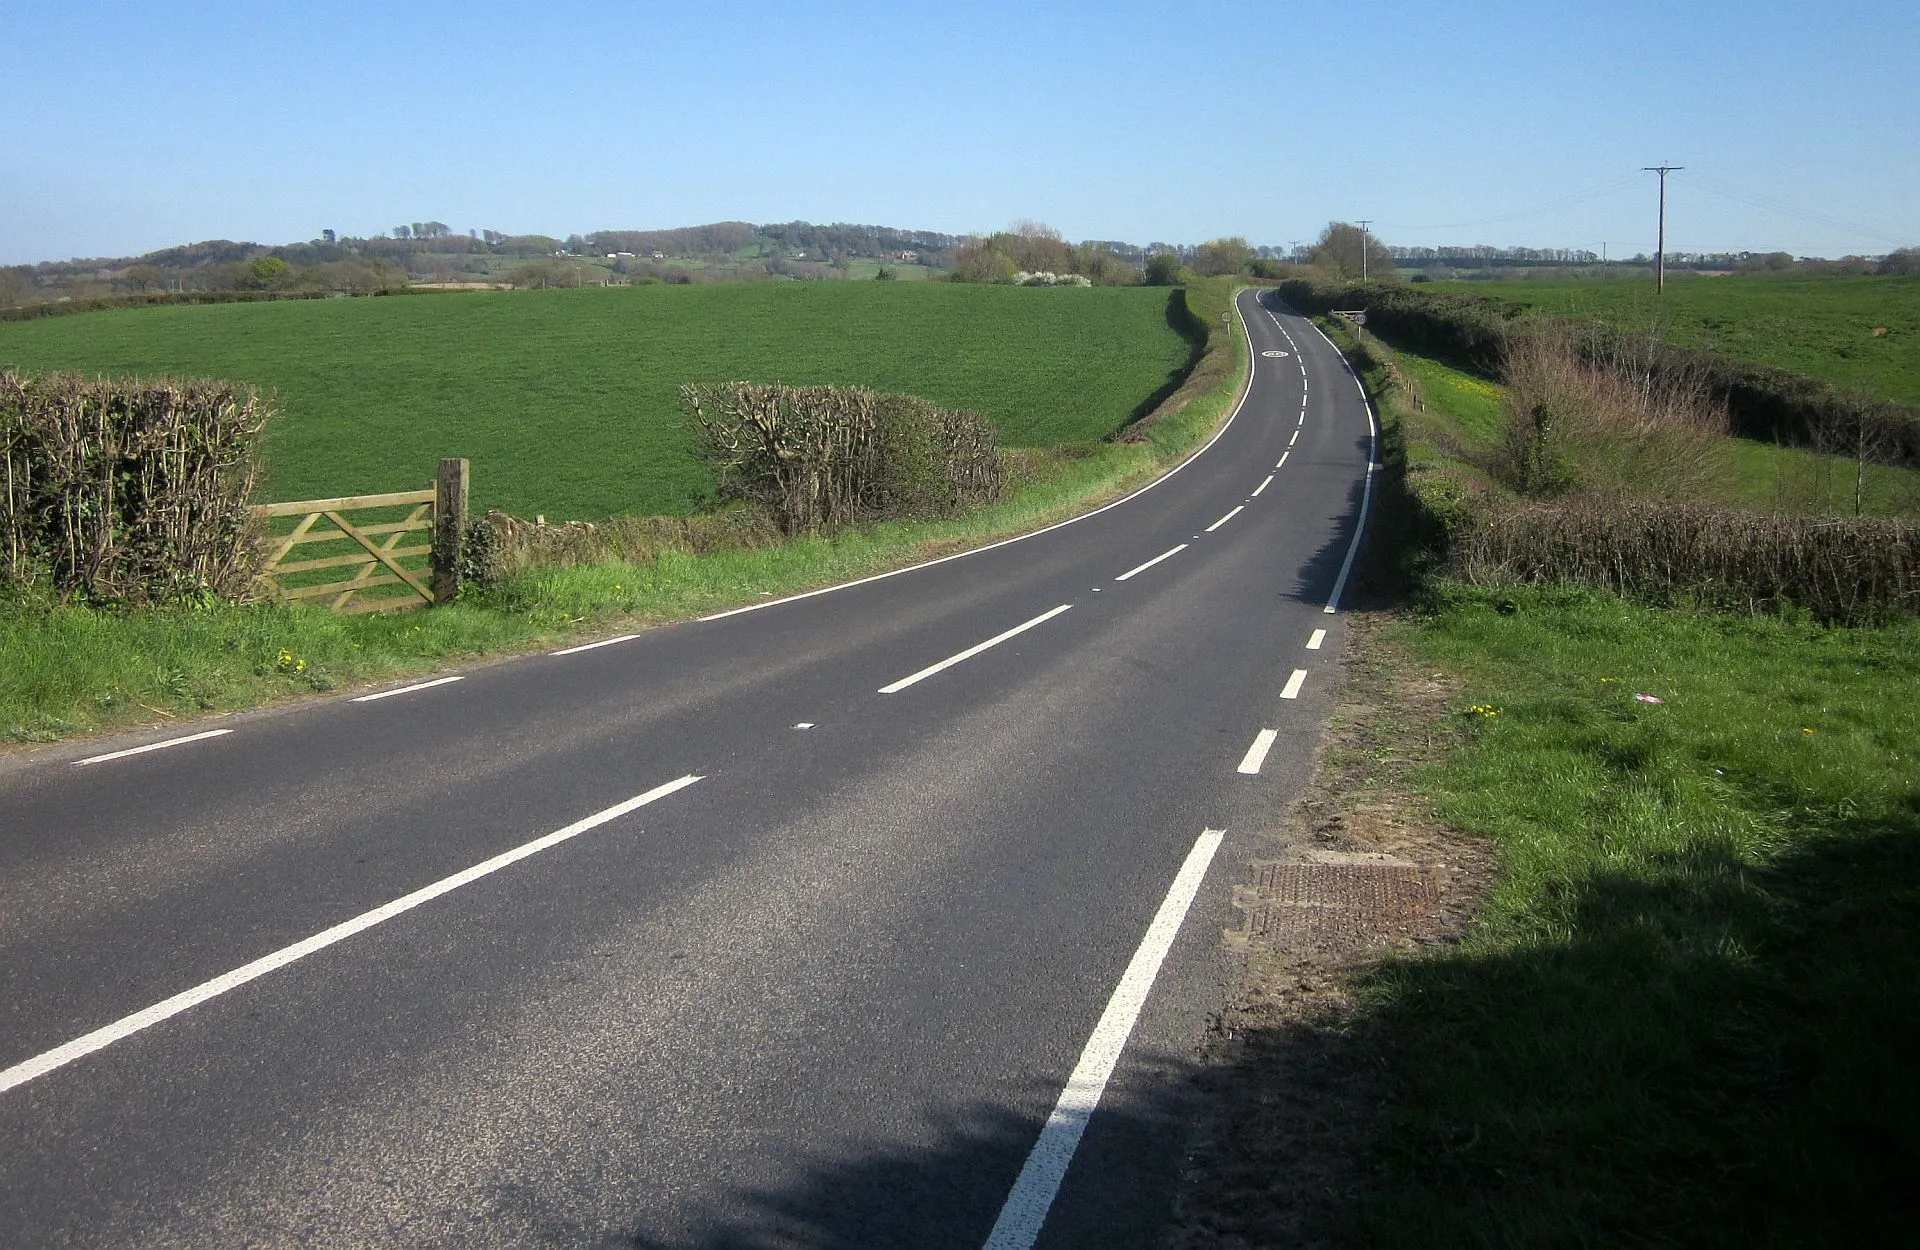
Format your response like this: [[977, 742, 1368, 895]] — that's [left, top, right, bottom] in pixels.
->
[[550, 633, 639, 656], [793, 722, 814, 729], [0, 774, 704, 1097], [351, 675, 464, 703], [1236, 729, 1278, 775], [1115, 544, 1188, 582], [1304, 317, 1380, 615], [879, 604, 1073, 694], [1276, 452, 1290, 468], [1251, 475, 1274, 497], [1307, 628, 1327, 650], [1205, 506, 1243, 532], [701, 303, 1260, 624], [1281, 668, 1308, 699], [983, 828, 1225, 1250], [75, 729, 232, 768], [1289, 430, 1299, 446]]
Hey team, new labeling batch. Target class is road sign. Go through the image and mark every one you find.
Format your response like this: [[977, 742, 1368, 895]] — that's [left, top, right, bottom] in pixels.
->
[[1332, 310, 1368, 325]]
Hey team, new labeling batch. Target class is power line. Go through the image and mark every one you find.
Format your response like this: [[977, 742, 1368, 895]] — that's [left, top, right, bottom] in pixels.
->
[[1683, 172, 1911, 249], [1381, 174, 1642, 233]]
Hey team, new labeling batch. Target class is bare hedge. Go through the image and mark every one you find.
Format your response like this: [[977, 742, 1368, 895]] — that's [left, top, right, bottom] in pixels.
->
[[1455, 497, 1918, 623], [0, 370, 267, 603], [681, 382, 1003, 533]]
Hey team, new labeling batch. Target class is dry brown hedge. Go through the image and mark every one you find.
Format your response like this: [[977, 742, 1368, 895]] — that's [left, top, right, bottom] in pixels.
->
[[0, 370, 267, 603], [1455, 497, 1918, 623]]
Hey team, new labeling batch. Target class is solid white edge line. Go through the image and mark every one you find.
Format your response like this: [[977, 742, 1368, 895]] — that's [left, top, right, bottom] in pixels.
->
[[1251, 475, 1273, 497], [982, 828, 1226, 1250], [1114, 544, 1188, 582], [1236, 729, 1278, 775], [1204, 505, 1244, 533], [1302, 313, 1380, 615], [1307, 628, 1327, 650], [550, 633, 640, 656], [75, 728, 232, 767], [0, 774, 704, 1097], [1281, 668, 1308, 699], [878, 604, 1073, 694], [701, 296, 1262, 624], [350, 675, 464, 703]]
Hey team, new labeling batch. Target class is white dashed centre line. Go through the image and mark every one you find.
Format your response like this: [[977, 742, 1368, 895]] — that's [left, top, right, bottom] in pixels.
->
[[1251, 474, 1273, 497], [1205, 506, 1243, 533], [75, 728, 232, 767], [879, 604, 1073, 694], [551, 633, 639, 656], [0, 774, 705, 1096], [1236, 729, 1278, 775], [1289, 430, 1299, 446], [1276, 452, 1290, 469], [1307, 628, 1327, 650], [1281, 669, 1308, 699], [1115, 544, 1188, 582], [352, 675, 464, 703]]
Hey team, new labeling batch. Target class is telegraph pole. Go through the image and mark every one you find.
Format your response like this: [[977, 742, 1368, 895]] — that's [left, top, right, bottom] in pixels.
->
[[1357, 219, 1373, 281], [1642, 165, 1682, 292]]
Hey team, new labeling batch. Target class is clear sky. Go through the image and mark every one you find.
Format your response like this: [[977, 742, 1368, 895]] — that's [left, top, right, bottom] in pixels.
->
[[4, 0, 1914, 265]]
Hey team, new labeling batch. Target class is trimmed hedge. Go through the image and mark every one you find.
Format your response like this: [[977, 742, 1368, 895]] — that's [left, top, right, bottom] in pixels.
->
[[681, 381, 1003, 534], [0, 370, 267, 603], [1454, 498, 1917, 624]]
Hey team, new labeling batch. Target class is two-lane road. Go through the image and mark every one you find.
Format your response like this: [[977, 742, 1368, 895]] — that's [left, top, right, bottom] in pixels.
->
[[0, 289, 1374, 1247]]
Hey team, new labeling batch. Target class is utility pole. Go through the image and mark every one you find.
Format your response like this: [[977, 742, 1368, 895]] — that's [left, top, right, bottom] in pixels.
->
[[1642, 165, 1682, 292], [1357, 220, 1373, 281]]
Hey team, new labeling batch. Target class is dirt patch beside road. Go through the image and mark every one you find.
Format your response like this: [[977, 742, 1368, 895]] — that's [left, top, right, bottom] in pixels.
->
[[1166, 609, 1496, 1247]]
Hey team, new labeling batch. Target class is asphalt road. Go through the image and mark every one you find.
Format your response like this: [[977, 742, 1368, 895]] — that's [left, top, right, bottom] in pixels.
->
[[0, 289, 1376, 1248]]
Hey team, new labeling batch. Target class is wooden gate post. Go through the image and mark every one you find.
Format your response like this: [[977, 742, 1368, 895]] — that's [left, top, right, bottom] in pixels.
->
[[432, 457, 469, 603]]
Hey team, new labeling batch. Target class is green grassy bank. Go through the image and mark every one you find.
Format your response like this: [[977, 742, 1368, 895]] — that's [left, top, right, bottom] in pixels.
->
[[1303, 314, 1920, 1244], [1430, 272, 1920, 409], [0, 282, 1193, 518], [1348, 585, 1919, 1246]]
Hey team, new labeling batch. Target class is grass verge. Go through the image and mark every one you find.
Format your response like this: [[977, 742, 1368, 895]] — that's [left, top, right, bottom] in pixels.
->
[[1344, 584, 1919, 1247], [0, 285, 1250, 745], [1177, 309, 1919, 1246]]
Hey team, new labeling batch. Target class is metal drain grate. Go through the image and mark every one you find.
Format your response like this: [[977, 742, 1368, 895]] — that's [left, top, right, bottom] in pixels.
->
[[1240, 863, 1439, 941]]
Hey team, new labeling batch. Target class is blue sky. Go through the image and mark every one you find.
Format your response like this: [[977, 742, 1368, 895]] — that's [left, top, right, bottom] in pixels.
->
[[4, 0, 1914, 264]]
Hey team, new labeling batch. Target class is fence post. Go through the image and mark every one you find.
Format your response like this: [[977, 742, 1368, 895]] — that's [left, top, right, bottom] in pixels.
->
[[433, 457, 469, 604]]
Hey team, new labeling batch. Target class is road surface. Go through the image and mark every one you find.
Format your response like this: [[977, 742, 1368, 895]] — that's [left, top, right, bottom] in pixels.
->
[[0, 289, 1375, 1247]]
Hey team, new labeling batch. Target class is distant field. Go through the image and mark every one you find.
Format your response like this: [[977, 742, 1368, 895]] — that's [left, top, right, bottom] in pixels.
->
[[0, 284, 1189, 518], [1429, 273, 1920, 408]]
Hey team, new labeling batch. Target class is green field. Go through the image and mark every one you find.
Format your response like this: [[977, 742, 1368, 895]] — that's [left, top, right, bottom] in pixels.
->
[[0, 283, 1190, 518], [1429, 273, 1920, 407]]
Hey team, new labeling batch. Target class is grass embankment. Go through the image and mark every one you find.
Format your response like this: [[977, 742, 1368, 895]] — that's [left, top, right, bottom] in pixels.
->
[[1350, 586, 1920, 1246], [1384, 332, 1920, 518], [1430, 272, 1920, 409], [0, 281, 1247, 743], [1293, 320, 1920, 1244], [0, 282, 1192, 518]]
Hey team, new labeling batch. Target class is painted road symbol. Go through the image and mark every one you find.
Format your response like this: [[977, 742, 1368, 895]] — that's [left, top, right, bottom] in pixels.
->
[[1261, 350, 1289, 357]]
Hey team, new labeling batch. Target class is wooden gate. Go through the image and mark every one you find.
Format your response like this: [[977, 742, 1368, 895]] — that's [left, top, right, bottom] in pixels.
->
[[249, 459, 467, 613]]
